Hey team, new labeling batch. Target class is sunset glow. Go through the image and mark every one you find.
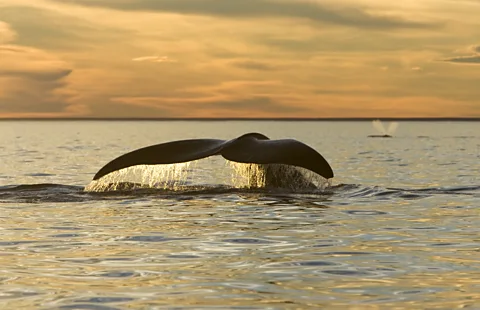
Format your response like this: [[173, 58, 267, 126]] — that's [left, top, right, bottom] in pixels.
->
[[0, 0, 479, 118]]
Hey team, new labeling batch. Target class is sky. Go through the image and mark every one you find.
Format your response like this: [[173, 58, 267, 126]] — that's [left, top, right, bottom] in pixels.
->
[[0, 0, 479, 118]]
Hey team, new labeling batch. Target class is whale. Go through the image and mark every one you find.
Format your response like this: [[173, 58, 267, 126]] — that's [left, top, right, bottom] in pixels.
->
[[92, 133, 334, 189]]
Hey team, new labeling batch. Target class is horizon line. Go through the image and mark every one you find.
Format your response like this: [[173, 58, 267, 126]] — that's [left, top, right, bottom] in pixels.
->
[[0, 117, 478, 121]]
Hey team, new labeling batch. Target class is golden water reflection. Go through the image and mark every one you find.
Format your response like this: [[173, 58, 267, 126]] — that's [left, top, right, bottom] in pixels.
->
[[1, 195, 478, 309], [0, 121, 479, 308]]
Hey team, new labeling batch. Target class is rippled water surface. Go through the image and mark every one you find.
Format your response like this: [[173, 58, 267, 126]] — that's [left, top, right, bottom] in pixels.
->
[[0, 121, 479, 309]]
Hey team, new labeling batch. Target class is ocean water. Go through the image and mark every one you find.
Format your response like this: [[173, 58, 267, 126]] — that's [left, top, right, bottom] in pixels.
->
[[0, 120, 478, 309]]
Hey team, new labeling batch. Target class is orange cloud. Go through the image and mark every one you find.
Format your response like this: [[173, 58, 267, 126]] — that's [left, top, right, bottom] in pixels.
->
[[0, 23, 78, 115], [0, 21, 16, 43], [132, 56, 177, 63], [0, 0, 478, 118]]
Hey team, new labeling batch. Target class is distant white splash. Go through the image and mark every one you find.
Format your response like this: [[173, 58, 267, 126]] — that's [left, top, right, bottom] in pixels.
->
[[372, 120, 399, 136]]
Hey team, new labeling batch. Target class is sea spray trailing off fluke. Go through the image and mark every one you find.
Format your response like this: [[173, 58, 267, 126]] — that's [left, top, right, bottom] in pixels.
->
[[85, 162, 193, 192], [86, 133, 334, 192], [228, 162, 330, 191], [85, 161, 330, 192]]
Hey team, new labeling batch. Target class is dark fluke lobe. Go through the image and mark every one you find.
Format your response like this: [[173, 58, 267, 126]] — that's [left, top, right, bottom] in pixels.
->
[[93, 132, 334, 182]]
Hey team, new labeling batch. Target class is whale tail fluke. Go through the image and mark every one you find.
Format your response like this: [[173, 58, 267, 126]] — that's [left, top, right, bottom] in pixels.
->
[[92, 133, 334, 185], [370, 120, 399, 138], [93, 139, 225, 180]]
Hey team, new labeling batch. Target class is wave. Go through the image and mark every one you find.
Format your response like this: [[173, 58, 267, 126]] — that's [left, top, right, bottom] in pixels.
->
[[0, 183, 478, 204]]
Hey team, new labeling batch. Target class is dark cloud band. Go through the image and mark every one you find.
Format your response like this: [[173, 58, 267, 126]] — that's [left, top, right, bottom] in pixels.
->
[[56, 0, 439, 30], [444, 55, 480, 64]]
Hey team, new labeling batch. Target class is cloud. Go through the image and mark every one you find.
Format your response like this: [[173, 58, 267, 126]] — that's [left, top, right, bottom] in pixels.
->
[[89, 99, 174, 118], [0, 42, 74, 114], [444, 45, 480, 65], [0, 5, 138, 50], [0, 45, 72, 79], [132, 56, 176, 63], [444, 55, 480, 64], [110, 95, 307, 117], [206, 96, 302, 113], [106, 80, 311, 117], [54, 0, 439, 30], [1, 67, 72, 81], [230, 60, 276, 71], [0, 1, 476, 118], [0, 21, 16, 43], [0, 6, 103, 50]]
